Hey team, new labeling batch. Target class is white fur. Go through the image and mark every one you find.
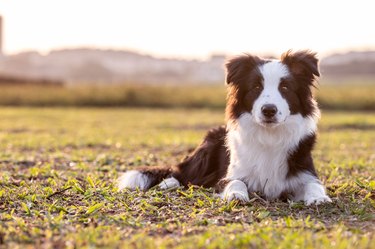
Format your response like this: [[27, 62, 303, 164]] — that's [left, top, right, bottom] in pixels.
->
[[253, 61, 290, 125], [221, 180, 250, 202], [117, 170, 151, 191], [225, 115, 330, 204], [226, 112, 318, 199], [303, 183, 332, 205], [158, 177, 180, 189]]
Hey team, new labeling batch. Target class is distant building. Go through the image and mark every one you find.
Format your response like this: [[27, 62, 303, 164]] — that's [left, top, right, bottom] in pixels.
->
[[0, 16, 2, 54]]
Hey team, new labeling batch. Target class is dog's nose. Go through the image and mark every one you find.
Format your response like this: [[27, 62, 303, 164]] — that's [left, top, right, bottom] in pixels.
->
[[261, 104, 278, 118]]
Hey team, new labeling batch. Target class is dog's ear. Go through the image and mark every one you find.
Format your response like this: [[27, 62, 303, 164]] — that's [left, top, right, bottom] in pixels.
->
[[225, 54, 260, 85], [281, 50, 320, 80]]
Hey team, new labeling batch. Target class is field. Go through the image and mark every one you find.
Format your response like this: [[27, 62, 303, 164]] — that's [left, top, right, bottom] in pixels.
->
[[0, 82, 375, 110], [0, 107, 374, 248]]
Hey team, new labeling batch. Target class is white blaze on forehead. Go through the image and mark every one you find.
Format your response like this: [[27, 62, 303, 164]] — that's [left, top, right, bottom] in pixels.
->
[[252, 60, 291, 124], [259, 61, 289, 88]]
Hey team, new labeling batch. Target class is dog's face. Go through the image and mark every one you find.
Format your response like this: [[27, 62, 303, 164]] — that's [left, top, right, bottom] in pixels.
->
[[225, 50, 320, 127]]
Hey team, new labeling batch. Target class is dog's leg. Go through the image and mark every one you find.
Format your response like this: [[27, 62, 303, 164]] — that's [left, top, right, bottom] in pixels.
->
[[293, 174, 331, 205], [221, 179, 250, 202]]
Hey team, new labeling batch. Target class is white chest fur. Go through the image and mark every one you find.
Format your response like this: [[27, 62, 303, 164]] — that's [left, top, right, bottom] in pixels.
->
[[226, 112, 318, 199]]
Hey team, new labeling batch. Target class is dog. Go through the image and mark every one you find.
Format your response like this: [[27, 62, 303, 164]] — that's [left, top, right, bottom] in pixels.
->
[[118, 50, 332, 205]]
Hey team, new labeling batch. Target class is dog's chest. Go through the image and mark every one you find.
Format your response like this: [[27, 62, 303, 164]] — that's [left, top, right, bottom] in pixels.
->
[[226, 129, 295, 199]]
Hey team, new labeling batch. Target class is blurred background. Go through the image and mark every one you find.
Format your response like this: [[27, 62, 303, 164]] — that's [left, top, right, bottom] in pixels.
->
[[0, 0, 374, 110]]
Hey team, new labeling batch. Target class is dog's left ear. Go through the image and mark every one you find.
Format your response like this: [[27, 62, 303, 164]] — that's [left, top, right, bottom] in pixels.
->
[[281, 50, 320, 80]]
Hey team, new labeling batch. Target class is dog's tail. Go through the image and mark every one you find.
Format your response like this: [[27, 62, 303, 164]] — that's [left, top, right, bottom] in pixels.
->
[[117, 126, 228, 191], [117, 166, 177, 191]]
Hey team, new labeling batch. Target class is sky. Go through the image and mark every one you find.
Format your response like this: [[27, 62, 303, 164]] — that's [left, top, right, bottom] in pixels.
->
[[0, 0, 374, 59]]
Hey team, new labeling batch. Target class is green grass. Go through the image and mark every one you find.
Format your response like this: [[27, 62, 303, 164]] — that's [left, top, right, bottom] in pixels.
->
[[0, 84, 226, 108], [317, 84, 375, 111], [0, 107, 374, 248], [0, 82, 375, 110]]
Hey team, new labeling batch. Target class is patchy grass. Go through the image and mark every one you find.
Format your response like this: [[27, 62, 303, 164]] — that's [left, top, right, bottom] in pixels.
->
[[0, 107, 374, 248]]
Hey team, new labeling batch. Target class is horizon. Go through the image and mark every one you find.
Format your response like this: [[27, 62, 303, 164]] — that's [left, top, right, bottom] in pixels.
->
[[2, 45, 375, 62], [0, 0, 374, 60]]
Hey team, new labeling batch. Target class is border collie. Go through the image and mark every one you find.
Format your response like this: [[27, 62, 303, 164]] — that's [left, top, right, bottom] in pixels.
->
[[118, 50, 332, 205]]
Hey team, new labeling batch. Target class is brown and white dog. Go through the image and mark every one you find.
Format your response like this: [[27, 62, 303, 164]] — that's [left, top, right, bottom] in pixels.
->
[[118, 50, 332, 205]]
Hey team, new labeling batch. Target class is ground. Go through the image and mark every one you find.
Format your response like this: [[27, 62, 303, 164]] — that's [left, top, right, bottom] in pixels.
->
[[0, 107, 374, 248]]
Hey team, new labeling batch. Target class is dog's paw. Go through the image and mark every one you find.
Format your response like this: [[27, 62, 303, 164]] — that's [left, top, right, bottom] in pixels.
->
[[305, 195, 332, 206], [221, 179, 249, 203], [225, 191, 250, 203], [158, 177, 180, 190], [301, 180, 332, 206]]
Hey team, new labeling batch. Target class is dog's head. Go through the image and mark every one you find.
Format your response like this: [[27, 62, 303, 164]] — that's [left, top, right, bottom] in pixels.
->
[[225, 50, 319, 127]]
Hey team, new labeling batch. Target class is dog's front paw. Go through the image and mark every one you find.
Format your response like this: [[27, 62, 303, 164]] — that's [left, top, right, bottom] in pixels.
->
[[305, 195, 332, 206], [221, 179, 249, 203], [224, 190, 250, 203], [301, 180, 332, 206]]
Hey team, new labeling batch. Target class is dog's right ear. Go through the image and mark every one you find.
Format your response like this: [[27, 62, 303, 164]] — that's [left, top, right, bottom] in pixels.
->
[[225, 54, 260, 85]]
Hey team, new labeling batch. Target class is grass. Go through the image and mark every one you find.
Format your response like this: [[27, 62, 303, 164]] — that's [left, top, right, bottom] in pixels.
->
[[0, 81, 375, 110], [0, 107, 374, 248], [0, 84, 226, 108]]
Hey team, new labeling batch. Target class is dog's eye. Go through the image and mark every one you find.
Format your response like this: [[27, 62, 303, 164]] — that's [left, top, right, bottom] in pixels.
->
[[253, 83, 263, 91], [280, 83, 289, 91]]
